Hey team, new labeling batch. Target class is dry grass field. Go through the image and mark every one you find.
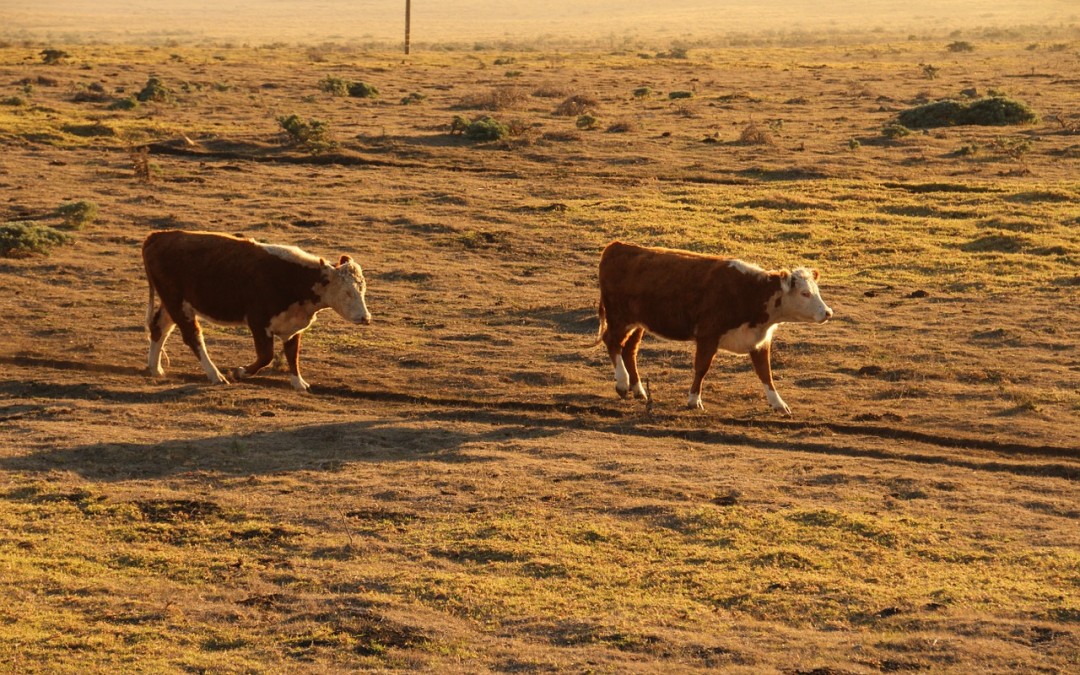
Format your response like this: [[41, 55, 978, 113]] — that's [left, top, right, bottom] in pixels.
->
[[0, 11, 1078, 673]]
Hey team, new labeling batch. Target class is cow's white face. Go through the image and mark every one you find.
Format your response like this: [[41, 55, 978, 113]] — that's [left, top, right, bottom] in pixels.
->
[[781, 268, 833, 323], [323, 255, 371, 324]]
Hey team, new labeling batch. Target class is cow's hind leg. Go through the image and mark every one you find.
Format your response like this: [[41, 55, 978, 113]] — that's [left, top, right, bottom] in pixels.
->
[[147, 306, 175, 376], [173, 308, 228, 385], [603, 321, 636, 398], [621, 327, 648, 399], [283, 334, 310, 392], [235, 323, 275, 381]]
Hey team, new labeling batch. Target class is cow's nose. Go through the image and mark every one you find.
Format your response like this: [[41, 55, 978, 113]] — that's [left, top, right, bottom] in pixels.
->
[[823, 308, 834, 321], [360, 315, 372, 325]]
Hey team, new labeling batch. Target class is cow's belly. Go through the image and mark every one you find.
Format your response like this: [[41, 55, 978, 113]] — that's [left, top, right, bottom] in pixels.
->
[[180, 300, 246, 327]]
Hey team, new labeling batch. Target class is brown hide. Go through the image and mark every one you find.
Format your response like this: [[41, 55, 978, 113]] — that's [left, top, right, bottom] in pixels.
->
[[142, 230, 324, 328], [598, 241, 782, 341]]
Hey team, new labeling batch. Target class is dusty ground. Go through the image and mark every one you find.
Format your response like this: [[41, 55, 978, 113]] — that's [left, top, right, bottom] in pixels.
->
[[0, 32, 1078, 673]]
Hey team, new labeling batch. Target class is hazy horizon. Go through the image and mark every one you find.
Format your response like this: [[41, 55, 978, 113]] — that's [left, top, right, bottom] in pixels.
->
[[2, 1, 1077, 46]]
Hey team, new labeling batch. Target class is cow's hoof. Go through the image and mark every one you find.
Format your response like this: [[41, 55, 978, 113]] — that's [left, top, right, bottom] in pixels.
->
[[631, 382, 648, 399], [290, 375, 311, 392], [147, 367, 165, 377], [615, 386, 630, 399], [687, 393, 704, 410]]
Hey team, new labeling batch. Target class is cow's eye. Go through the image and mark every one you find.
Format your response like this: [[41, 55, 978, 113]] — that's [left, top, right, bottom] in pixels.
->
[[801, 291, 812, 298]]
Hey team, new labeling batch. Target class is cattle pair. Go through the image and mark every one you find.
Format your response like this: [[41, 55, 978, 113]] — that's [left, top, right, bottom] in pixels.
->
[[142, 231, 832, 414]]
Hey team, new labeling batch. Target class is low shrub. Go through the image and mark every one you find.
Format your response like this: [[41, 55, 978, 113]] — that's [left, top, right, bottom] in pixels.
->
[[882, 123, 913, 139], [0, 95, 26, 106], [56, 201, 98, 230], [40, 49, 68, 65], [457, 86, 527, 111], [347, 81, 379, 98], [668, 91, 694, 100], [633, 86, 652, 99], [400, 92, 425, 105], [738, 120, 773, 145], [606, 119, 637, 133], [463, 116, 509, 141], [108, 96, 139, 110], [897, 96, 1037, 129], [136, 76, 172, 103], [277, 114, 336, 153], [947, 41, 975, 52], [319, 76, 351, 96], [0, 222, 74, 258], [554, 94, 598, 116], [576, 114, 598, 130]]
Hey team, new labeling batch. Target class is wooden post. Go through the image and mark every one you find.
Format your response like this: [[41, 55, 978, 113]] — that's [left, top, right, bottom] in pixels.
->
[[404, 0, 411, 55]]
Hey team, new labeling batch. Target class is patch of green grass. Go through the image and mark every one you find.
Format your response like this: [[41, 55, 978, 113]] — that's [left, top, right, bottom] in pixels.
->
[[56, 200, 98, 230], [898, 96, 1037, 129]]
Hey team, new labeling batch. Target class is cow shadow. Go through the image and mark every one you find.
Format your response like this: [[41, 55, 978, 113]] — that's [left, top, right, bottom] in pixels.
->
[[1, 417, 567, 482]]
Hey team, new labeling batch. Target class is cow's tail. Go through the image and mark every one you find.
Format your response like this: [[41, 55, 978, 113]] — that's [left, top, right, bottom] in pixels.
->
[[586, 296, 606, 348]]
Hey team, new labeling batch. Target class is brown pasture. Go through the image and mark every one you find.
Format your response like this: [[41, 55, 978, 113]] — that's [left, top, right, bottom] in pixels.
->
[[0, 22, 1078, 674]]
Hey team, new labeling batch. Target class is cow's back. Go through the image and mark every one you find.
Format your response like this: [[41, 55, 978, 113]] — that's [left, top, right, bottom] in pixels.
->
[[143, 230, 306, 324], [599, 241, 780, 340]]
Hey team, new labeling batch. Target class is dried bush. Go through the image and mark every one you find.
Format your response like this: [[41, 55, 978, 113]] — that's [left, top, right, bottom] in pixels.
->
[[947, 41, 975, 52], [40, 49, 68, 65], [554, 94, 598, 116], [738, 120, 774, 145], [882, 124, 913, 140], [668, 91, 694, 100], [400, 92, 425, 105], [532, 83, 568, 99], [576, 114, 598, 130], [605, 119, 638, 133], [457, 86, 528, 111], [633, 86, 653, 99]]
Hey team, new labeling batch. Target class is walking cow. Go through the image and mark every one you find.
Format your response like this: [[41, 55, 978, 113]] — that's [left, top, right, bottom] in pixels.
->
[[142, 230, 371, 391], [595, 241, 832, 414]]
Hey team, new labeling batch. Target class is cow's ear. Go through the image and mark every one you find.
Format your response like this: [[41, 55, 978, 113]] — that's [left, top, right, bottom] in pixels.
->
[[779, 269, 792, 292], [339, 255, 352, 266], [319, 257, 327, 267], [811, 268, 820, 281]]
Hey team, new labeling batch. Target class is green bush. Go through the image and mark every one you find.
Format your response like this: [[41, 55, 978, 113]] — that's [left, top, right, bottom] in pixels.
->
[[947, 41, 975, 52], [40, 49, 68, 65], [576, 114, 598, 130], [633, 86, 653, 99], [277, 114, 336, 153], [347, 81, 379, 98], [897, 96, 1037, 129], [400, 92, 425, 105], [0, 222, 74, 258], [668, 91, 694, 100], [318, 76, 351, 96], [108, 96, 139, 110], [0, 95, 26, 106], [136, 76, 172, 103], [882, 123, 913, 139], [56, 201, 98, 229], [463, 116, 509, 141]]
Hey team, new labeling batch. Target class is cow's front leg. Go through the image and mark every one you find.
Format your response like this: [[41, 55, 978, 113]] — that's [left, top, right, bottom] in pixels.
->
[[621, 328, 648, 399], [236, 326, 274, 380], [283, 333, 309, 392], [688, 336, 719, 410], [749, 343, 790, 415]]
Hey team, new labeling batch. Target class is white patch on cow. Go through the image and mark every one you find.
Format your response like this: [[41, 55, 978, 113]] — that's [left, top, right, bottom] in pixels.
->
[[147, 324, 175, 376], [718, 322, 778, 355], [260, 243, 323, 268], [195, 335, 228, 385], [766, 387, 791, 415], [614, 354, 630, 393], [267, 301, 320, 339], [631, 381, 648, 399], [289, 373, 311, 392], [688, 391, 704, 410], [727, 259, 765, 276]]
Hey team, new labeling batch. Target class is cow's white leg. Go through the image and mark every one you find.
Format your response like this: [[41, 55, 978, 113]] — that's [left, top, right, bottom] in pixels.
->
[[288, 374, 311, 392], [147, 324, 175, 376], [614, 354, 630, 396], [195, 335, 228, 385], [765, 387, 791, 415], [687, 391, 704, 410], [631, 381, 647, 399]]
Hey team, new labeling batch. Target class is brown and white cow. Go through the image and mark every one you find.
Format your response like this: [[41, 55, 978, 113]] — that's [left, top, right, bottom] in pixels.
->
[[595, 241, 832, 414], [142, 230, 371, 391]]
